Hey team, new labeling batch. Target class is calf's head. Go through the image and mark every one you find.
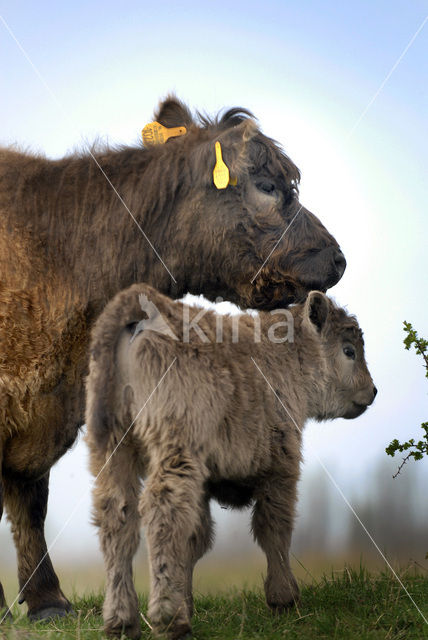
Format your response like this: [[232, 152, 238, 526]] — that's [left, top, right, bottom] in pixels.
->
[[150, 97, 346, 309], [302, 291, 377, 420]]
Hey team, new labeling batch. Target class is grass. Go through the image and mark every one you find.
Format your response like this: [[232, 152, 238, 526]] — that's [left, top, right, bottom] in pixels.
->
[[1, 567, 428, 639]]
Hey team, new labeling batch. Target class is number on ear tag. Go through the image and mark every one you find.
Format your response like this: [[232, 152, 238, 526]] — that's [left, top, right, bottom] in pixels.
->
[[142, 121, 187, 146]]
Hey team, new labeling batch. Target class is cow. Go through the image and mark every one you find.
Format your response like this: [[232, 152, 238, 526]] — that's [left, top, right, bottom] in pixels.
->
[[0, 96, 346, 621]]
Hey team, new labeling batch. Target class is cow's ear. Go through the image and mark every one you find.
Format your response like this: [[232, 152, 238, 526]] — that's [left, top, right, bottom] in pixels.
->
[[190, 118, 258, 188], [155, 95, 194, 128], [303, 291, 330, 334], [215, 119, 258, 178]]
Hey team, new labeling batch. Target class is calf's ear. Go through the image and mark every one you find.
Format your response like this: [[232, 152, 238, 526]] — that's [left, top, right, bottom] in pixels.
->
[[154, 95, 194, 128], [303, 291, 330, 334]]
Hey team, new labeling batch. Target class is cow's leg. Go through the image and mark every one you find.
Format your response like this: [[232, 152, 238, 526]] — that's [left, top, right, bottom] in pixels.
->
[[92, 442, 142, 640], [140, 449, 207, 640], [3, 472, 72, 620], [184, 495, 213, 618], [252, 471, 300, 612], [0, 469, 12, 622], [0, 583, 9, 622]]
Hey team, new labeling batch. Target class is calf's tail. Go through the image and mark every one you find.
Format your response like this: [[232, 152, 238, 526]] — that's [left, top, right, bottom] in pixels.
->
[[85, 282, 161, 460]]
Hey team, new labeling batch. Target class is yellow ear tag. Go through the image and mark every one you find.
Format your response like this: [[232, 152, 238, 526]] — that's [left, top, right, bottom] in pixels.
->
[[213, 141, 232, 189], [142, 121, 187, 146]]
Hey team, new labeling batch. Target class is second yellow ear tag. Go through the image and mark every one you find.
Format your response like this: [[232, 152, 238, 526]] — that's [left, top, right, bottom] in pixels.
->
[[213, 141, 230, 189], [142, 121, 187, 146]]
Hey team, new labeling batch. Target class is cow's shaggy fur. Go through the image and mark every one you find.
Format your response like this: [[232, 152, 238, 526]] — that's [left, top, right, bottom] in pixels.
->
[[0, 96, 346, 620], [86, 284, 376, 639]]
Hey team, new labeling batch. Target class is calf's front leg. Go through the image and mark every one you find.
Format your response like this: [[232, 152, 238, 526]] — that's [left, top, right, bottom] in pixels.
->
[[252, 471, 300, 612], [140, 449, 207, 640]]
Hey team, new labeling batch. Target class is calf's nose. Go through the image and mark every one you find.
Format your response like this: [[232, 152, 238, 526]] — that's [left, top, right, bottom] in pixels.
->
[[367, 385, 378, 406]]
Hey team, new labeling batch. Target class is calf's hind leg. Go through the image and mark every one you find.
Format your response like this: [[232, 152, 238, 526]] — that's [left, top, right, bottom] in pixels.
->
[[252, 472, 300, 612], [140, 449, 207, 640], [92, 443, 142, 640], [184, 496, 213, 618], [3, 471, 72, 620]]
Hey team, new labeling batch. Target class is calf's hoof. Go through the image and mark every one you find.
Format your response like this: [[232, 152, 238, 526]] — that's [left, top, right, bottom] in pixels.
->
[[267, 599, 297, 614], [165, 622, 192, 640], [266, 577, 300, 614], [149, 598, 191, 639], [104, 619, 141, 640], [151, 618, 191, 640]]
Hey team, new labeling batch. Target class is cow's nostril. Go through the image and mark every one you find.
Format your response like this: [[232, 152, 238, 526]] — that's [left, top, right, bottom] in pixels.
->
[[333, 249, 346, 277], [373, 386, 378, 398]]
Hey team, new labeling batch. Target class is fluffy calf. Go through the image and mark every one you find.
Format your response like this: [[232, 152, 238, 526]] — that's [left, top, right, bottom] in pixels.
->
[[86, 284, 376, 639]]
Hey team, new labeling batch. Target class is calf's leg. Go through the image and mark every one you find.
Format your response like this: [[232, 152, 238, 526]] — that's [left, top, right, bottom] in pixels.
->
[[252, 472, 300, 612], [184, 496, 213, 618], [140, 449, 207, 640], [92, 443, 142, 640], [3, 472, 72, 619]]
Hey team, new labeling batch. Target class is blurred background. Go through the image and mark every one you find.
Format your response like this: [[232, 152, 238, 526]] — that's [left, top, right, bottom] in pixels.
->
[[1, 0, 427, 601]]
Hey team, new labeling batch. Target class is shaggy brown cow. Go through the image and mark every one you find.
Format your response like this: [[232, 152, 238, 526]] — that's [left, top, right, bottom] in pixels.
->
[[0, 96, 345, 621], [86, 283, 376, 640]]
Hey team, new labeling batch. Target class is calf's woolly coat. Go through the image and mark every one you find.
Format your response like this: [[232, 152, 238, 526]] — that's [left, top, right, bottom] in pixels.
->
[[86, 284, 376, 640]]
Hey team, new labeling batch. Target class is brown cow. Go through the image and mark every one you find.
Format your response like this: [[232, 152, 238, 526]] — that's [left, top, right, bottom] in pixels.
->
[[0, 97, 345, 621], [86, 283, 376, 639]]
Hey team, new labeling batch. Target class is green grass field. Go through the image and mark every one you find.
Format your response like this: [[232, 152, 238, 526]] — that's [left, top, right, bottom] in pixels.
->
[[1, 567, 427, 639]]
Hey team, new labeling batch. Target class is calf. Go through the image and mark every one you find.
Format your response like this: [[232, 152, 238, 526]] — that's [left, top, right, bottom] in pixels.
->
[[86, 284, 376, 639]]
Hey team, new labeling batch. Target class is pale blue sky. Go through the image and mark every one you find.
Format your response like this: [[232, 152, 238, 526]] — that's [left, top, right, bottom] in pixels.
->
[[0, 1, 427, 566]]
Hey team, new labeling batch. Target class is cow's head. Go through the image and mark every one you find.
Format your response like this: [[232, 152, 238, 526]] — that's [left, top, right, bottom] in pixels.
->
[[146, 97, 346, 309]]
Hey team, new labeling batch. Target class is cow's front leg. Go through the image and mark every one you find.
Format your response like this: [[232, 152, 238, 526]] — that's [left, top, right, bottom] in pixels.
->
[[140, 449, 207, 640], [0, 470, 12, 622], [3, 472, 72, 620], [252, 471, 300, 612], [0, 583, 10, 622]]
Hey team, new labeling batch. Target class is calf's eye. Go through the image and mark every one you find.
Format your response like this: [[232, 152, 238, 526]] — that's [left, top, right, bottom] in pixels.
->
[[343, 345, 355, 360], [256, 180, 276, 194]]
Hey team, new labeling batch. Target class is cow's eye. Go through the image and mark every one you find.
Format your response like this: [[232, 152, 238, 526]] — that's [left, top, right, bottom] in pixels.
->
[[256, 180, 276, 194], [343, 345, 355, 360]]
